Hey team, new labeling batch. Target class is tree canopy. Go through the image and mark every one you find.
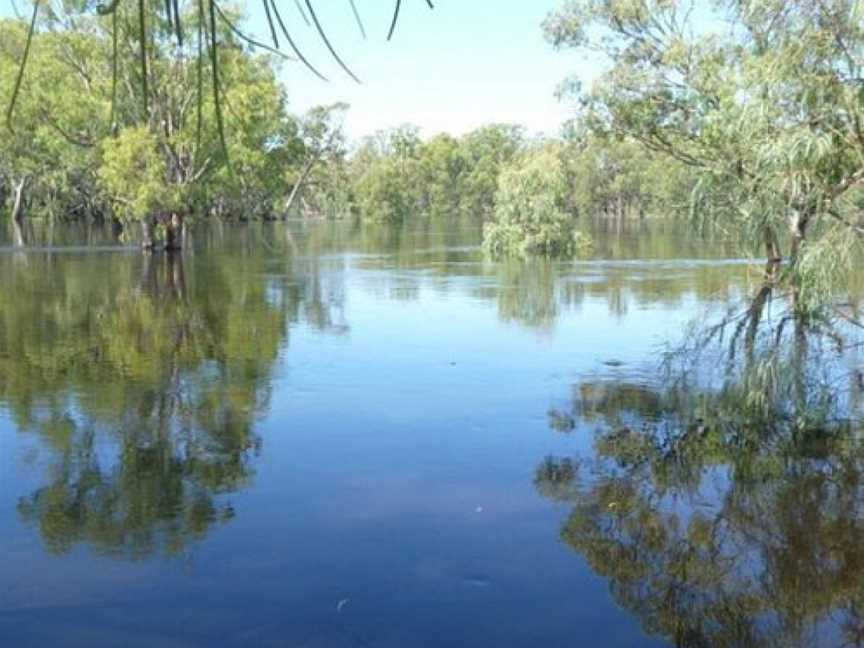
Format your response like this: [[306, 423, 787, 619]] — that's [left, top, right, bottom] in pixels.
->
[[545, 0, 864, 308]]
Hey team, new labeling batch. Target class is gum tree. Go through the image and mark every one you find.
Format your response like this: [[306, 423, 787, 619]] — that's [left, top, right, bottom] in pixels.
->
[[546, 0, 864, 313]]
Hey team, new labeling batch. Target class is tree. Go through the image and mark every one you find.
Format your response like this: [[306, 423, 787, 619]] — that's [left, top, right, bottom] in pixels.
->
[[1, 5, 303, 247], [459, 124, 526, 218], [483, 145, 590, 257], [561, 123, 693, 221], [0, 18, 109, 241], [283, 102, 348, 219], [4, 0, 433, 156], [414, 133, 468, 217], [98, 125, 171, 246], [545, 0, 864, 313]]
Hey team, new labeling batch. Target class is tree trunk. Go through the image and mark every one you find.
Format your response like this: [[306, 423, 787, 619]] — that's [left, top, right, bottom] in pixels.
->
[[10, 178, 27, 247], [789, 210, 810, 263], [745, 282, 772, 350], [285, 155, 320, 218], [142, 216, 157, 250], [763, 226, 781, 280], [10, 178, 25, 223], [164, 212, 184, 251]]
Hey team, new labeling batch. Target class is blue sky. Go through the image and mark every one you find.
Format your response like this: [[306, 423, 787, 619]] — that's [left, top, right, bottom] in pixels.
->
[[246, 1, 585, 139]]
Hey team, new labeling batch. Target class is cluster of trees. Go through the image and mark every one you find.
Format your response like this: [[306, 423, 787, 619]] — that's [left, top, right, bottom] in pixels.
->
[[0, 0, 696, 254], [544, 0, 864, 305], [347, 123, 526, 223], [0, 4, 348, 249], [7, 0, 864, 283], [346, 123, 693, 255]]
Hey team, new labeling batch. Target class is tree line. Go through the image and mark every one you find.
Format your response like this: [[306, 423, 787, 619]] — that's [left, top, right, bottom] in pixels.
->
[[6, 0, 864, 317], [0, 1, 699, 251]]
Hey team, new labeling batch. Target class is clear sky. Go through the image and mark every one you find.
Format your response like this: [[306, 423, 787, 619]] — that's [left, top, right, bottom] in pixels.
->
[[245, 1, 584, 140]]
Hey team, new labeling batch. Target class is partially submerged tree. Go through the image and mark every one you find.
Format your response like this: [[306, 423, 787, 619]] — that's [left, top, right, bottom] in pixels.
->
[[2, 0, 433, 245], [545, 0, 864, 313], [483, 145, 590, 257], [0, 18, 109, 242]]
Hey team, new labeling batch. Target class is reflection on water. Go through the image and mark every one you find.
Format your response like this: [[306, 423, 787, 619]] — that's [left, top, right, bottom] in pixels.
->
[[0, 249, 342, 561], [0, 220, 857, 646], [539, 308, 864, 647]]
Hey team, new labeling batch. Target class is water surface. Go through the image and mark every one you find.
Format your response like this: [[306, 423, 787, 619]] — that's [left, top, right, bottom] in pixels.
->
[[0, 221, 857, 647]]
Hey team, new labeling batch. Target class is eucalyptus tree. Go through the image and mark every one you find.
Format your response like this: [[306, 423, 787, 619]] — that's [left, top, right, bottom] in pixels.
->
[[560, 123, 694, 221], [0, 18, 109, 238], [458, 124, 526, 218], [92, 0, 301, 247], [3, 0, 433, 243], [283, 102, 349, 218], [349, 123, 528, 224], [483, 144, 591, 257], [545, 0, 864, 313], [5, 0, 434, 162]]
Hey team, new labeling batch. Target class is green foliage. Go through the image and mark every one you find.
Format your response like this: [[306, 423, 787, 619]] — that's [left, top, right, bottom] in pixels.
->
[[458, 124, 526, 218], [545, 0, 864, 311], [284, 103, 350, 219], [349, 123, 526, 224], [3, 0, 431, 155], [0, 19, 109, 222], [0, 7, 307, 241], [561, 124, 694, 219], [98, 125, 171, 221], [353, 156, 417, 224], [483, 146, 590, 257]]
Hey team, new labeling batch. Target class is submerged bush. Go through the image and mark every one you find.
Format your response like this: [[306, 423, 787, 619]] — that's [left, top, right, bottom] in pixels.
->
[[353, 158, 418, 224], [482, 148, 589, 258]]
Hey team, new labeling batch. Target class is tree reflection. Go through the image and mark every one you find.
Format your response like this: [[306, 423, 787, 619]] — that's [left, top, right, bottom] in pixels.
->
[[0, 250, 344, 559], [537, 308, 864, 647]]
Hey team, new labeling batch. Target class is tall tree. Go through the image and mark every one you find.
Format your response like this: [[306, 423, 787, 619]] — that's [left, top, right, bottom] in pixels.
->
[[546, 0, 864, 312]]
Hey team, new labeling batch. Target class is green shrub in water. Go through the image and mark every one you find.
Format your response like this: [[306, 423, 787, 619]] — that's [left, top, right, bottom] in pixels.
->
[[483, 148, 589, 257]]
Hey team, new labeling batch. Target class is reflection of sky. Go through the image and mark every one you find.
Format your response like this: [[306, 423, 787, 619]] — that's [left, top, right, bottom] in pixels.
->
[[0, 246, 741, 647]]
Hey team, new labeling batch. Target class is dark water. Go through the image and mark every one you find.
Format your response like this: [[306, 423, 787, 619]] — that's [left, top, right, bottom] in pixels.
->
[[0, 220, 861, 647]]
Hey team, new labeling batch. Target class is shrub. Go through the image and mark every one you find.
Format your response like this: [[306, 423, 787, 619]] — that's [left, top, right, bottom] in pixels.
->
[[483, 148, 589, 257]]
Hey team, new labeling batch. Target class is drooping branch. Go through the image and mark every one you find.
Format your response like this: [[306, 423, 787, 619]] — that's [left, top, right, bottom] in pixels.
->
[[304, 0, 361, 83], [269, 0, 328, 81], [5, 0, 39, 131]]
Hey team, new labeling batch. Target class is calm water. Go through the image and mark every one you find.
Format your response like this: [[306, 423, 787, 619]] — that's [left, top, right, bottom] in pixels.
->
[[0, 221, 860, 647]]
